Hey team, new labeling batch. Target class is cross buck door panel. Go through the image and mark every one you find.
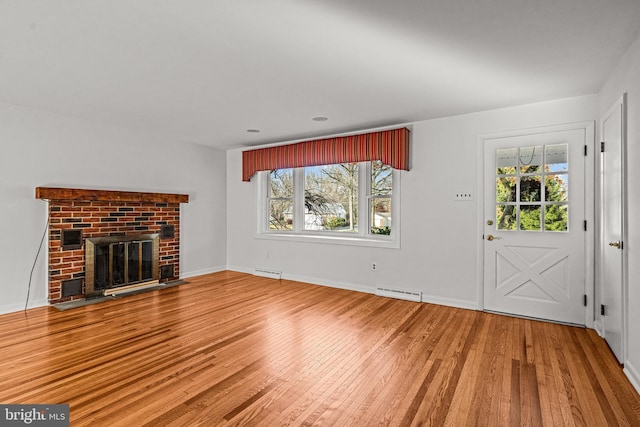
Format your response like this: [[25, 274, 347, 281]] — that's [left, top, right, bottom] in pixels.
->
[[483, 126, 588, 325]]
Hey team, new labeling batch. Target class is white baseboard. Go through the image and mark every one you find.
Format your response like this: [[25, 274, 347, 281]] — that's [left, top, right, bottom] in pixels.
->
[[226, 266, 477, 311], [180, 265, 226, 279], [226, 265, 253, 275], [227, 266, 375, 294], [593, 320, 604, 337], [420, 294, 477, 311], [624, 361, 640, 396], [283, 272, 375, 295], [0, 298, 49, 316]]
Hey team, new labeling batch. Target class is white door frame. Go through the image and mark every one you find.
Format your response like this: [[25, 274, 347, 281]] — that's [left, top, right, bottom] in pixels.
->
[[596, 94, 628, 362], [476, 121, 595, 327]]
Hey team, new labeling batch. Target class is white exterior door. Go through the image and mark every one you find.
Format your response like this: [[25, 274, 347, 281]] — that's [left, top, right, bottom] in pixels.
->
[[483, 124, 591, 325], [600, 96, 626, 363]]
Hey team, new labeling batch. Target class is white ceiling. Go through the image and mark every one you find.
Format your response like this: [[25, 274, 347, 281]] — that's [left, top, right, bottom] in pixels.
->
[[1, 1, 639, 149]]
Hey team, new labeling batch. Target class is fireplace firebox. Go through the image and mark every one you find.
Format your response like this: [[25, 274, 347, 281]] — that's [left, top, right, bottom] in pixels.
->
[[85, 234, 160, 297]]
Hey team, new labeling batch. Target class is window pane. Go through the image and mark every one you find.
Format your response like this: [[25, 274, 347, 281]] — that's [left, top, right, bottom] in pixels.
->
[[519, 146, 542, 173], [269, 169, 293, 198], [496, 177, 516, 202], [370, 197, 391, 235], [545, 174, 568, 202], [304, 163, 358, 232], [269, 200, 293, 230], [496, 204, 516, 230], [520, 175, 541, 202], [545, 204, 568, 232], [520, 205, 541, 231], [545, 144, 568, 172], [372, 161, 392, 196], [496, 148, 517, 175]]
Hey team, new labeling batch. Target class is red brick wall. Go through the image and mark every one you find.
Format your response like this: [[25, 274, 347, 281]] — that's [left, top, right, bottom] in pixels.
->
[[48, 200, 180, 304]]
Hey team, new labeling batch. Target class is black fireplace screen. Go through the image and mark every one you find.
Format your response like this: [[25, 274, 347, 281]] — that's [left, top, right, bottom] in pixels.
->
[[86, 234, 159, 295]]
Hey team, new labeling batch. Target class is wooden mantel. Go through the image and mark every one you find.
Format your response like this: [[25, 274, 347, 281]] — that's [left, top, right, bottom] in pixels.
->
[[35, 187, 189, 204]]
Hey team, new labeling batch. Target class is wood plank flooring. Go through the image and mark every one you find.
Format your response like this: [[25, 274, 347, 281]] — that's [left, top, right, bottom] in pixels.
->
[[0, 271, 639, 426]]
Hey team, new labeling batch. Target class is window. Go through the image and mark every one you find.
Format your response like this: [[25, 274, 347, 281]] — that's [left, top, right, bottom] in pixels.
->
[[267, 168, 294, 230], [259, 161, 400, 247], [304, 163, 359, 232], [370, 160, 392, 235], [495, 144, 569, 232]]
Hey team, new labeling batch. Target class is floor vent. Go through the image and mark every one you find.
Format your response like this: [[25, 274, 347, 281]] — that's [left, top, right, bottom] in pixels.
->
[[375, 287, 422, 302], [253, 268, 282, 280]]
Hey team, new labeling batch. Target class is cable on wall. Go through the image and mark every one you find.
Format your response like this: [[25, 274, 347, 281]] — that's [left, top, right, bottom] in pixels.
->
[[26, 213, 49, 314]]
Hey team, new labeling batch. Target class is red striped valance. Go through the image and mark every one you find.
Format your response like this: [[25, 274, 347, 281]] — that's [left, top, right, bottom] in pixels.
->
[[242, 128, 410, 181]]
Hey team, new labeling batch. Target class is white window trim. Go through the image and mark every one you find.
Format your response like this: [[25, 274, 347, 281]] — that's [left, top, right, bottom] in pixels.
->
[[256, 163, 401, 249]]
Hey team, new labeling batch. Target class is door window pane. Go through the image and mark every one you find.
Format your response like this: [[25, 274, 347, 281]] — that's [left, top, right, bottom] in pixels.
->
[[520, 176, 542, 202], [520, 146, 542, 173], [545, 144, 568, 172], [496, 177, 517, 202], [545, 174, 568, 202], [496, 205, 516, 230], [545, 204, 568, 231], [496, 148, 517, 175], [520, 205, 541, 231]]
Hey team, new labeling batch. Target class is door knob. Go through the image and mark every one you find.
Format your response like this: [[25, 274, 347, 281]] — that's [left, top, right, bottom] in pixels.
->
[[486, 235, 501, 241], [609, 241, 622, 249]]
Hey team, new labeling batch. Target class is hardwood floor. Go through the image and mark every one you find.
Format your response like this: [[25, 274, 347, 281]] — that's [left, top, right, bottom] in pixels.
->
[[0, 271, 639, 426]]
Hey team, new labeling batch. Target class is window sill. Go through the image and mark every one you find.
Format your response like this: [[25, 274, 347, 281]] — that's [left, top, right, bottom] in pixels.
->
[[255, 232, 400, 249]]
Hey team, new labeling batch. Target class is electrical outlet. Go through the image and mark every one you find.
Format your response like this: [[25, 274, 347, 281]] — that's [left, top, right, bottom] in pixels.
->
[[371, 262, 377, 272], [454, 192, 473, 201]]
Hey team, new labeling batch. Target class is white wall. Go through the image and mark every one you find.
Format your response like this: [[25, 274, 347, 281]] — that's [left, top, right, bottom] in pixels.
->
[[227, 95, 597, 308], [597, 30, 640, 391], [0, 102, 227, 314]]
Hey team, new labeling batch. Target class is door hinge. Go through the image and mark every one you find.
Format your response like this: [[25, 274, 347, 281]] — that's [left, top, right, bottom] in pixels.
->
[[601, 141, 605, 152], [584, 220, 587, 231], [583, 294, 587, 306], [584, 145, 588, 156], [601, 304, 606, 316]]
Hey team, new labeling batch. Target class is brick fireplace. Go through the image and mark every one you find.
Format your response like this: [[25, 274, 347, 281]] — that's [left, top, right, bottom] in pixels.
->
[[36, 187, 189, 304]]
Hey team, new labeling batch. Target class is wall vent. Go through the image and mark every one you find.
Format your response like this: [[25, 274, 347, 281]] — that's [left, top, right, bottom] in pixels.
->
[[375, 286, 422, 302], [160, 225, 175, 239], [61, 278, 83, 297], [61, 229, 83, 251], [161, 264, 175, 280], [253, 268, 282, 280]]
